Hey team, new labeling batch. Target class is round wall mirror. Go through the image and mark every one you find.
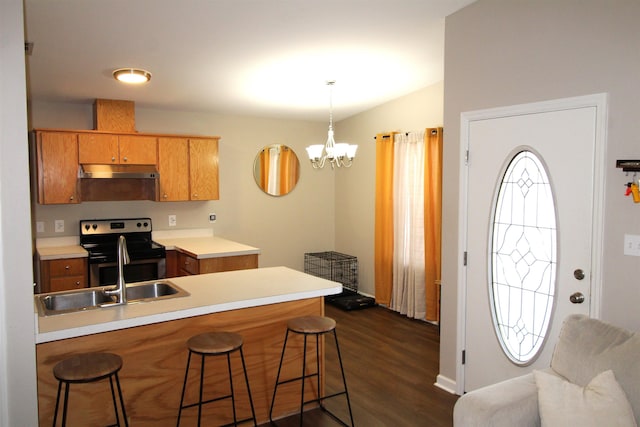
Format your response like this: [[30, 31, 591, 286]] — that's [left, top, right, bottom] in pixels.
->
[[253, 144, 300, 196]]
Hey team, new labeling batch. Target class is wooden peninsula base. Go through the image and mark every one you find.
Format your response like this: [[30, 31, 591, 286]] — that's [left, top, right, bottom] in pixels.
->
[[36, 297, 326, 426]]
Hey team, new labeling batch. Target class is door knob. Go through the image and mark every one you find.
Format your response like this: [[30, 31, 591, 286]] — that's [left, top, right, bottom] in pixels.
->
[[570, 292, 585, 304], [573, 269, 585, 280]]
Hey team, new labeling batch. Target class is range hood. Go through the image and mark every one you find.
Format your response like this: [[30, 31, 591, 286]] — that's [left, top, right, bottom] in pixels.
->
[[79, 164, 159, 179]]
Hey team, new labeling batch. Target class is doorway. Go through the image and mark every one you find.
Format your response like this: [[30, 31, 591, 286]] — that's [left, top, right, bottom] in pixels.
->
[[456, 94, 607, 393]]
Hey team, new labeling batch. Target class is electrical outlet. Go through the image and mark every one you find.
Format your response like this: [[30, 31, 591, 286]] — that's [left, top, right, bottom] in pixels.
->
[[36, 221, 45, 233], [209, 213, 217, 223], [624, 234, 640, 256], [168, 215, 177, 227], [54, 219, 64, 233]]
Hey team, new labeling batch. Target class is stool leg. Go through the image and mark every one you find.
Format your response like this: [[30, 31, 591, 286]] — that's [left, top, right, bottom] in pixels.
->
[[197, 354, 206, 427], [239, 346, 257, 426], [61, 382, 70, 427], [52, 381, 62, 427], [114, 372, 129, 427], [109, 375, 121, 427], [269, 329, 290, 422], [332, 329, 354, 427], [299, 334, 308, 427], [315, 333, 321, 410], [226, 353, 237, 425], [177, 350, 193, 426]]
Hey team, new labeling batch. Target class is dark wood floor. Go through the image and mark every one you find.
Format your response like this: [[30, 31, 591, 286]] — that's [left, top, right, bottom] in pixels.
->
[[261, 303, 459, 427]]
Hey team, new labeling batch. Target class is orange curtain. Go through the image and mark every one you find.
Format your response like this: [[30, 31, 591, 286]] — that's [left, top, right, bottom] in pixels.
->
[[279, 146, 298, 195], [259, 148, 269, 190], [374, 133, 395, 306], [375, 128, 443, 322], [424, 127, 443, 322]]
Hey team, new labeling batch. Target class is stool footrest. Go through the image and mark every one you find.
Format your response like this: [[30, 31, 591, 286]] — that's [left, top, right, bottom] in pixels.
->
[[180, 392, 233, 410], [274, 371, 319, 387]]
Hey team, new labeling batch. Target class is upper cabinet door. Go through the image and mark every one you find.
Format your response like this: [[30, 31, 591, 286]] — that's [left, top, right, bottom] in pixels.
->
[[78, 133, 157, 164], [189, 138, 219, 200], [119, 135, 157, 165], [157, 137, 190, 201], [37, 131, 80, 204], [78, 133, 119, 164]]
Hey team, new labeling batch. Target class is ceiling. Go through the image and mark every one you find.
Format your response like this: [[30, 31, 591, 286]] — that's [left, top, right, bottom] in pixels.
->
[[23, 0, 475, 122]]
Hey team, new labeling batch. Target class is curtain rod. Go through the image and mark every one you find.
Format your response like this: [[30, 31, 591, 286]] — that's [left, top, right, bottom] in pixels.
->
[[373, 128, 439, 140]]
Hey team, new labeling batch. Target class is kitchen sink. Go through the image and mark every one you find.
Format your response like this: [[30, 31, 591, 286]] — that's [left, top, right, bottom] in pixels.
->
[[125, 281, 189, 301], [36, 280, 190, 316]]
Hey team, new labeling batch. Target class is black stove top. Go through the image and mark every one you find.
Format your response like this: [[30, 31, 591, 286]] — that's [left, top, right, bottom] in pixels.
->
[[80, 218, 165, 264]]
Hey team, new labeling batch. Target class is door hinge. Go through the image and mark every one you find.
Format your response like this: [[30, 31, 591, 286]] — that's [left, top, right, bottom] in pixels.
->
[[462, 350, 466, 365], [463, 251, 468, 266]]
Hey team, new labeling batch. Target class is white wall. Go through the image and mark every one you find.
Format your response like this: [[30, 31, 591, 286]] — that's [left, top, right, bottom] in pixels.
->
[[0, 0, 39, 425], [335, 83, 444, 297], [441, 0, 640, 390]]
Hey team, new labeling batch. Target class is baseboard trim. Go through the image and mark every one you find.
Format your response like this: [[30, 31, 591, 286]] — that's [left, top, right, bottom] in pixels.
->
[[435, 374, 458, 395]]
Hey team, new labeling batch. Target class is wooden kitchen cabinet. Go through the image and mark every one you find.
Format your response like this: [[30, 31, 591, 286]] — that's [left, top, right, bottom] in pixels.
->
[[78, 133, 157, 165], [157, 137, 190, 201], [36, 131, 80, 204], [189, 138, 219, 200], [175, 251, 258, 276], [39, 258, 88, 293], [34, 128, 219, 203], [157, 137, 219, 201]]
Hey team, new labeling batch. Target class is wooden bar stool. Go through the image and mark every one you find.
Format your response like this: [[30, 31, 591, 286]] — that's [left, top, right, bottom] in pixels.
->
[[269, 315, 354, 426], [177, 331, 257, 427], [52, 352, 128, 427]]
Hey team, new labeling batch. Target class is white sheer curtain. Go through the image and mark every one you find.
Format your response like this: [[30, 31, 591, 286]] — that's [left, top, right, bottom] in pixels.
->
[[391, 131, 426, 319], [267, 146, 280, 194]]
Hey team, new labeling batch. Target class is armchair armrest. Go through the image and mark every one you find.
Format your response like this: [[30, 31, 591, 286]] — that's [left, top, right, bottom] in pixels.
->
[[453, 372, 542, 427]]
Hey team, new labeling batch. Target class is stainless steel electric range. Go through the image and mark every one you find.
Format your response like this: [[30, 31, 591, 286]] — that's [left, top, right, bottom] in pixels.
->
[[79, 218, 166, 287]]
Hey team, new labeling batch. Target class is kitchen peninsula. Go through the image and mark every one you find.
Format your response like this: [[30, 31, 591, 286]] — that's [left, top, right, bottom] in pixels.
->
[[35, 267, 342, 426]]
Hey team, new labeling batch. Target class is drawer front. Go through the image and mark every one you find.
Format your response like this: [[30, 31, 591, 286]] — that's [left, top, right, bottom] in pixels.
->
[[177, 252, 199, 275], [49, 276, 86, 292], [48, 258, 86, 277]]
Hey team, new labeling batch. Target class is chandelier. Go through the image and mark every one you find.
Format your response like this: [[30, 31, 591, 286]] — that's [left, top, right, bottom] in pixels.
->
[[306, 81, 357, 169]]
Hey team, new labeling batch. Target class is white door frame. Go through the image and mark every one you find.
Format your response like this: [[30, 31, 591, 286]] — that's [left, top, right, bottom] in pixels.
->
[[455, 93, 608, 395]]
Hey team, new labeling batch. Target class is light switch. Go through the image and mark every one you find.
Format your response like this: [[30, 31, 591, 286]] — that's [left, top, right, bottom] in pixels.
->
[[168, 215, 177, 227], [36, 221, 45, 233], [623, 234, 640, 256], [54, 220, 64, 233]]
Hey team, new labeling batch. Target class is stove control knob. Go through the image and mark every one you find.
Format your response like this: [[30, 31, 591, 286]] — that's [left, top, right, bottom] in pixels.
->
[[137, 222, 142, 228], [143, 222, 149, 227], [92, 224, 98, 230], [84, 224, 90, 231]]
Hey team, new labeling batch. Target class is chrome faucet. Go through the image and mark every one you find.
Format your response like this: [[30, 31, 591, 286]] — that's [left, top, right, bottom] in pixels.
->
[[104, 235, 130, 304]]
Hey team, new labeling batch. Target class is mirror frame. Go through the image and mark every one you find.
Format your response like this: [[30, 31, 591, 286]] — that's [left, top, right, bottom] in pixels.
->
[[253, 144, 300, 197]]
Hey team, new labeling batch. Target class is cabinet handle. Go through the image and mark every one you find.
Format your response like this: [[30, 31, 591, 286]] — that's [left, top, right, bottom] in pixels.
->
[[65, 265, 70, 270], [69, 195, 74, 201], [111, 157, 116, 162], [193, 193, 198, 198], [123, 156, 128, 162], [163, 193, 168, 199]]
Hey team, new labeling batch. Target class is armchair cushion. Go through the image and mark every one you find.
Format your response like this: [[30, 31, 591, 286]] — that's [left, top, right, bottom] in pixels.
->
[[551, 314, 640, 423], [534, 369, 636, 427]]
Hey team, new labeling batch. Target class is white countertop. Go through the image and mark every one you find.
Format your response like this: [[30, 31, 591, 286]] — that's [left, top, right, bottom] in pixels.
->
[[155, 236, 260, 259], [37, 245, 87, 260], [35, 266, 341, 344]]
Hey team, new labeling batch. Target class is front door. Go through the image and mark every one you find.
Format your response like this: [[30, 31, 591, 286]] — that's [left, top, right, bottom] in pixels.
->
[[460, 94, 606, 392]]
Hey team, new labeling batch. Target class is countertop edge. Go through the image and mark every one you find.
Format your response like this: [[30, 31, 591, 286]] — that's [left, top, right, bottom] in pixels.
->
[[35, 282, 341, 344]]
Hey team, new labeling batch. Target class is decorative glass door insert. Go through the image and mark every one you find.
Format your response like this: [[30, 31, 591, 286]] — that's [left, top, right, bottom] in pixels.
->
[[490, 149, 557, 365]]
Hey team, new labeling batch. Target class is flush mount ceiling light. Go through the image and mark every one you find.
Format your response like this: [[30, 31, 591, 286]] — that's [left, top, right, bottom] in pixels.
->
[[112, 68, 152, 84], [306, 81, 357, 169]]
